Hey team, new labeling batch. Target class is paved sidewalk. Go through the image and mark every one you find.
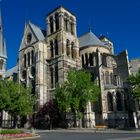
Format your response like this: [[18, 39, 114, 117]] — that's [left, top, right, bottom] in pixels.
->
[[34, 128, 140, 134], [108, 137, 140, 140]]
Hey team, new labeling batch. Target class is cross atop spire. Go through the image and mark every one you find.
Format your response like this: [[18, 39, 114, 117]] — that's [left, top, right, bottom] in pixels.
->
[[88, 21, 93, 32]]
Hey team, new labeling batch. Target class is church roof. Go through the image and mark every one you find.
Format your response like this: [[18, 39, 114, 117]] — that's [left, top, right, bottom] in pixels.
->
[[29, 22, 46, 41], [78, 31, 105, 48], [6, 65, 18, 78]]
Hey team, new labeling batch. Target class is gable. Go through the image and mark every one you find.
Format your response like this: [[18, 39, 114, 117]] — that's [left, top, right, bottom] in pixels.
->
[[19, 22, 45, 51]]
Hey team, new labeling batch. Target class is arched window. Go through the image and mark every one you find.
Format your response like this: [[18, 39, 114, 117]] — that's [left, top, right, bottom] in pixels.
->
[[66, 39, 70, 56], [0, 60, 3, 70], [55, 13, 59, 31], [50, 41, 54, 58], [70, 17, 74, 35], [50, 16, 54, 34], [31, 50, 34, 65], [110, 72, 113, 85], [50, 67, 54, 88], [24, 54, 26, 67], [71, 42, 74, 58], [64, 14, 69, 32], [55, 64, 58, 86], [105, 71, 110, 85], [55, 39, 58, 56], [107, 92, 113, 111], [27, 52, 30, 66], [70, 23, 74, 34], [116, 92, 123, 111], [89, 53, 93, 66], [85, 53, 88, 67], [81, 55, 84, 68]]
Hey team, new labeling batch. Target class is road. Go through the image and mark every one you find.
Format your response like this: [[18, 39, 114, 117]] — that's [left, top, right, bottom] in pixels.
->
[[36, 132, 140, 140]]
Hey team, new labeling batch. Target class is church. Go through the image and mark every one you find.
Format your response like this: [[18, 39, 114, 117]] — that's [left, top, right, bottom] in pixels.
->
[[1, 6, 140, 128]]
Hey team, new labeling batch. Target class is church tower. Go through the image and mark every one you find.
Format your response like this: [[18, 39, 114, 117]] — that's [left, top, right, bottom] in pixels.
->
[[46, 6, 81, 99], [0, 10, 7, 80]]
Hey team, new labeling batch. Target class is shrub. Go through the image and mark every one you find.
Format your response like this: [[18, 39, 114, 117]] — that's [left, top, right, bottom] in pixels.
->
[[0, 129, 24, 134]]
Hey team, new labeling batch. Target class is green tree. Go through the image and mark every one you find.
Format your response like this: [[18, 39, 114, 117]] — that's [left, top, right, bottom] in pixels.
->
[[55, 69, 100, 127], [128, 69, 140, 98], [0, 81, 35, 128], [0, 81, 9, 112]]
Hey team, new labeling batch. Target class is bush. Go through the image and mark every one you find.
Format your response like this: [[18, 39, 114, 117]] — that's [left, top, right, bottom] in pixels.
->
[[0, 129, 24, 134]]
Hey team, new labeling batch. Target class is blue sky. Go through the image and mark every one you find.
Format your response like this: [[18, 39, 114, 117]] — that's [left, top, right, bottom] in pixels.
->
[[1, 0, 140, 69]]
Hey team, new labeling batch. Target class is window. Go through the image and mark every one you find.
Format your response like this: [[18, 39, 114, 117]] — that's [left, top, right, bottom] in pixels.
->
[[55, 13, 59, 31], [55, 39, 58, 56], [28, 52, 30, 66], [50, 41, 54, 58], [107, 92, 113, 111], [85, 53, 88, 67], [71, 23, 74, 35], [116, 92, 123, 111], [71, 42, 74, 58], [31, 80, 35, 94], [22, 70, 26, 79], [66, 39, 70, 56], [50, 16, 54, 34], [81, 55, 84, 68], [64, 14, 69, 32], [27, 33, 32, 44], [31, 50, 34, 64], [0, 60, 3, 70], [55, 65, 58, 85], [24, 54, 26, 67], [110, 72, 113, 85], [89, 53, 93, 66], [50, 67, 54, 88]]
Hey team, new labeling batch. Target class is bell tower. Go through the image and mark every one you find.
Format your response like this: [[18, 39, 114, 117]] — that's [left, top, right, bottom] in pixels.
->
[[0, 10, 7, 80], [46, 6, 81, 97]]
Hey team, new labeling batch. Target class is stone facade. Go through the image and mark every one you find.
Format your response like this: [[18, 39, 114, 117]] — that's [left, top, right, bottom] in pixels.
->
[[130, 58, 140, 75], [18, 6, 81, 126], [79, 33, 134, 128]]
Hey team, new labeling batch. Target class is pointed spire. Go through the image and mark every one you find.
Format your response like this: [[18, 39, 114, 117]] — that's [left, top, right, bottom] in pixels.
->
[[0, 7, 2, 32], [0, 8, 7, 59]]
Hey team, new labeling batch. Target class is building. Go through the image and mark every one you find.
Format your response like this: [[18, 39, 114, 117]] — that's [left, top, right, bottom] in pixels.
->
[[79, 32, 134, 127], [4, 6, 137, 128], [130, 58, 140, 75]]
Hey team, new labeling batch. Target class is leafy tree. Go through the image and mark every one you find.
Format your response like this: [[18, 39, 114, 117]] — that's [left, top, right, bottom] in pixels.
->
[[128, 69, 140, 99], [55, 69, 100, 127], [37, 99, 61, 129], [0, 81, 9, 112], [0, 80, 35, 128]]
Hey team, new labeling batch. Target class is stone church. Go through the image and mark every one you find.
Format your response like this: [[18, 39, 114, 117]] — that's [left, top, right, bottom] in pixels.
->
[[1, 6, 139, 128]]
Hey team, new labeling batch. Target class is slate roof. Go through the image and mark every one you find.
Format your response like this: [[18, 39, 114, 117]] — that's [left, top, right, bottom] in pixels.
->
[[6, 65, 18, 78], [78, 31, 105, 48], [29, 22, 46, 41]]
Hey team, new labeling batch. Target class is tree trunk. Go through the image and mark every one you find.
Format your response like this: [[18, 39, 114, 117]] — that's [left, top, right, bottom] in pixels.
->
[[73, 110, 77, 127], [13, 114, 18, 128]]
